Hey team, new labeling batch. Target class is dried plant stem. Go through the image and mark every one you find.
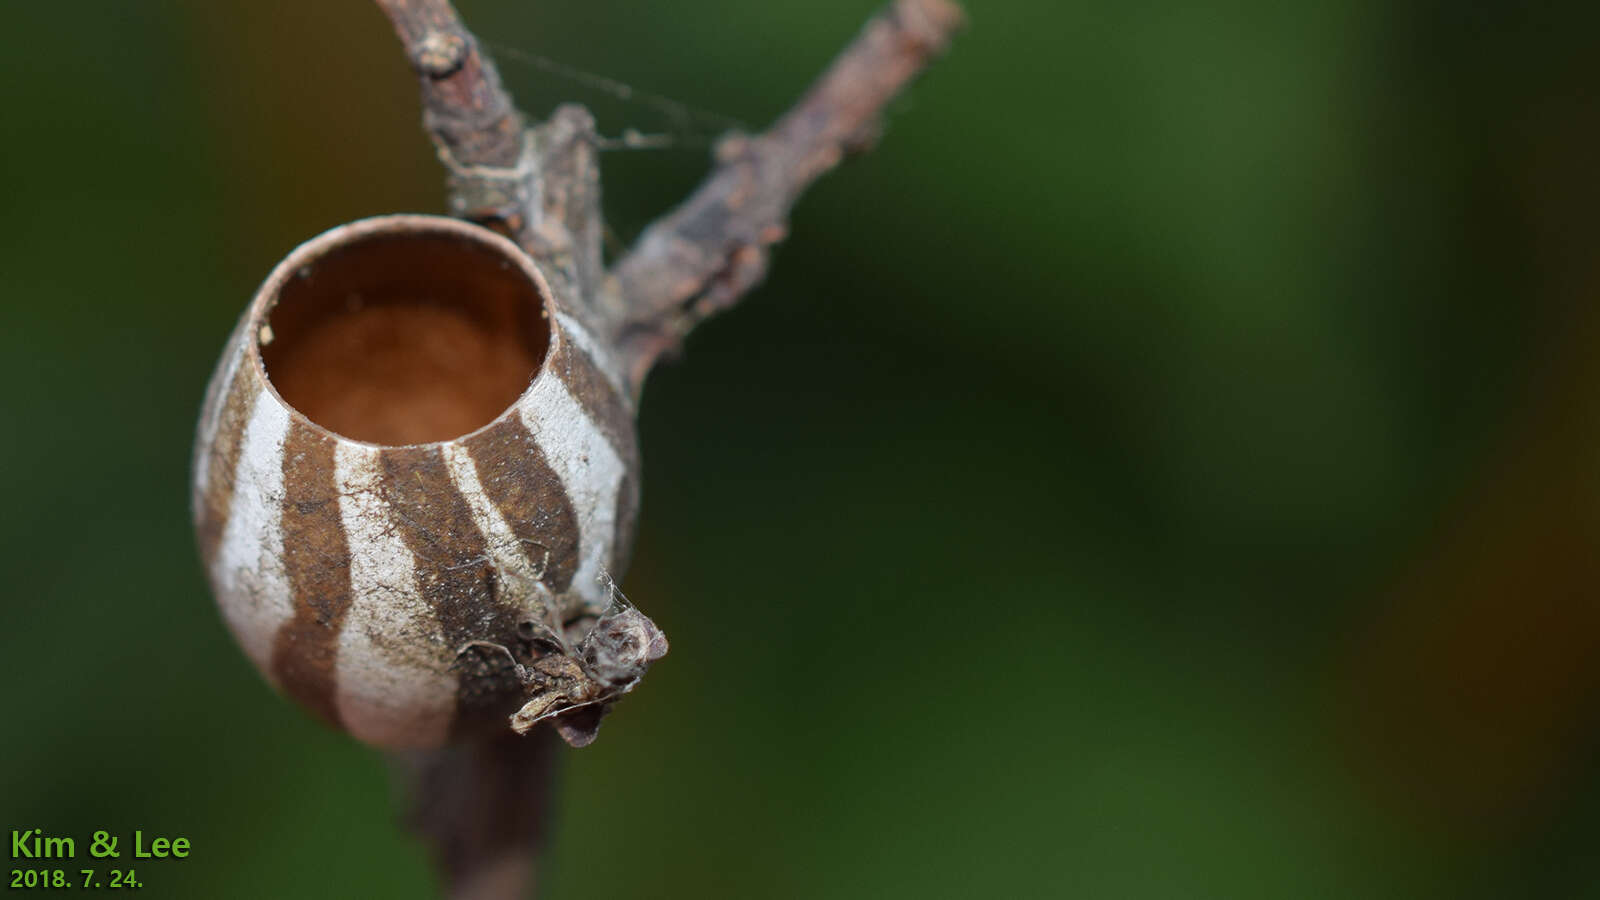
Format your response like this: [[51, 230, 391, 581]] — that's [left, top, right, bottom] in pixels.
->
[[605, 0, 966, 388], [371, 1, 962, 897], [371, 0, 536, 238], [394, 730, 558, 900]]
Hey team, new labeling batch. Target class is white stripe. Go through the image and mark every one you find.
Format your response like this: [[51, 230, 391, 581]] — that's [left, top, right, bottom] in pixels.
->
[[555, 310, 628, 397], [192, 321, 248, 498], [213, 389, 293, 676], [334, 443, 455, 749], [519, 376, 624, 610], [441, 444, 555, 616]]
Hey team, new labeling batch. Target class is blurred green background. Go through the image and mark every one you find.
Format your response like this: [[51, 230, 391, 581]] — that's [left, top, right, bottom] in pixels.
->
[[3, 0, 1598, 897]]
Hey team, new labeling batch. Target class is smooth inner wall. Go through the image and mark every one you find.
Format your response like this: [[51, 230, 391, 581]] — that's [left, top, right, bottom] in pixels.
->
[[260, 229, 550, 446]]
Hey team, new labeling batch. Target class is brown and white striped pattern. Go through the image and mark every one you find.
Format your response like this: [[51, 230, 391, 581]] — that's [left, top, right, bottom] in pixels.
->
[[191, 264, 640, 751]]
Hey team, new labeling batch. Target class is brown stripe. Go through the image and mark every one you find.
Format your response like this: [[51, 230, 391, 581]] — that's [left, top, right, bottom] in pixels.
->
[[550, 332, 639, 475], [378, 445, 526, 735], [460, 416, 580, 593], [269, 421, 353, 727], [193, 331, 257, 567]]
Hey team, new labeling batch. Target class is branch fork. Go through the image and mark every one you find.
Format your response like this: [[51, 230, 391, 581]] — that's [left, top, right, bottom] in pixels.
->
[[378, 0, 964, 395], [367, 1, 961, 896]]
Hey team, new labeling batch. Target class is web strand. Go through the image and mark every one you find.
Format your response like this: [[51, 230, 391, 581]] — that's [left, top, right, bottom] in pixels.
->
[[485, 41, 749, 151]]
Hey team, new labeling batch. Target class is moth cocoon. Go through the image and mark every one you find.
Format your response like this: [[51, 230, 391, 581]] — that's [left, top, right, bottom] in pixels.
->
[[191, 215, 659, 749]]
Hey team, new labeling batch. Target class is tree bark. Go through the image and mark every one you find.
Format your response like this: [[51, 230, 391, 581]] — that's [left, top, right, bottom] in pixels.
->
[[605, 0, 966, 389], [370, 1, 962, 897], [393, 730, 558, 900]]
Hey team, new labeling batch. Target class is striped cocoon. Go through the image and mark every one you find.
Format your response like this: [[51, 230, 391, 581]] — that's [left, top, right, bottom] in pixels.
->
[[190, 216, 655, 749]]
